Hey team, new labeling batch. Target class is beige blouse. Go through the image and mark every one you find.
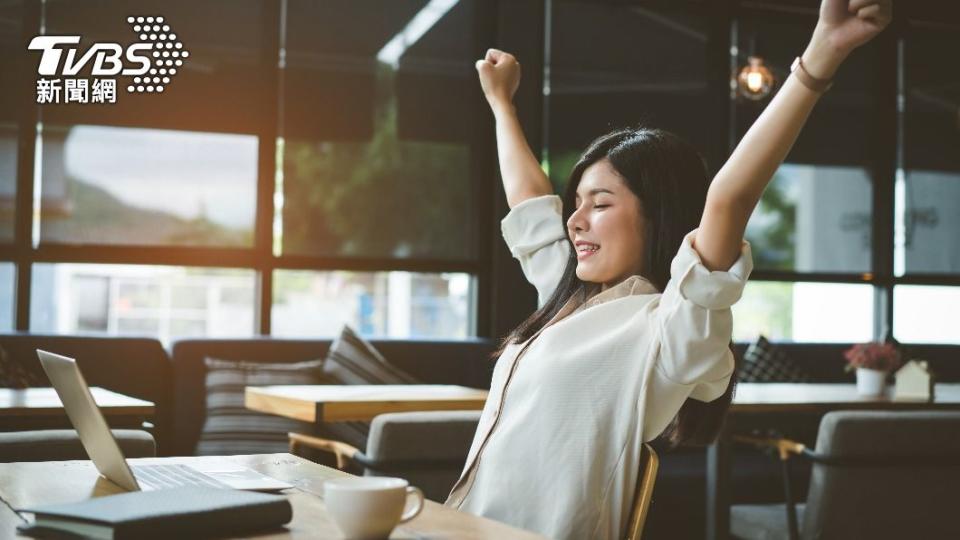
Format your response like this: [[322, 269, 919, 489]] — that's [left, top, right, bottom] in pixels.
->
[[444, 194, 754, 539]]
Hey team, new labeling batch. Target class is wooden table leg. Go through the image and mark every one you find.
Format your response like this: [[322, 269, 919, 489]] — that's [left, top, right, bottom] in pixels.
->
[[706, 424, 731, 540]]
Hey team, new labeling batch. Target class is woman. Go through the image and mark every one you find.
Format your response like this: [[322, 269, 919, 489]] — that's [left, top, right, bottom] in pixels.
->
[[444, 1, 892, 538]]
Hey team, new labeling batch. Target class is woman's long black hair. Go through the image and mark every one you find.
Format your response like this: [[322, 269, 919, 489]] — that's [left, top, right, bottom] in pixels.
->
[[490, 126, 738, 448]]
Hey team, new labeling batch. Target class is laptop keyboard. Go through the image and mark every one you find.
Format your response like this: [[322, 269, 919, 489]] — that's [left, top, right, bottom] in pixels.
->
[[133, 464, 232, 490]]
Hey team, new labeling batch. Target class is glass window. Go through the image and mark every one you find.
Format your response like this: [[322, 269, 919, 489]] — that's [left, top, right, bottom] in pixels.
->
[[272, 269, 473, 339], [0, 263, 14, 331], [0, 0, 24, 242], [547, 2, 715, 189], [735, 9, 881, 273], [897, 25, 960, 275], [38, 125, 257, 246], [733, 281, 874, 343], [745, 163, 872, 273], [0, 123, 14, 243], [30, 264, 256, 344], [893, 286, 960, 344], [280, 0, 478, 260]]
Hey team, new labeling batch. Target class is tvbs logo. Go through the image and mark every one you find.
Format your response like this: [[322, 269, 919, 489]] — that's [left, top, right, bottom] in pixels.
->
[[27, 15, 189, 104], [29, 36, 152, 76]]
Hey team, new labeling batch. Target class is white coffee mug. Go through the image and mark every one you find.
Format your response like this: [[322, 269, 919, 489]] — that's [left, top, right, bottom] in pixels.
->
[[324, 477, 425, 539]]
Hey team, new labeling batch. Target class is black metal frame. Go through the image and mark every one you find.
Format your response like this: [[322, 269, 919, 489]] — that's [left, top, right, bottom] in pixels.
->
[[4, 1, 958, 342]]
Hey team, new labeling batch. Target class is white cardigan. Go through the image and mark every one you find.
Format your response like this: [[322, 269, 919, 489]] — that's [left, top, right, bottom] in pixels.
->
[[444, 194, 754, 539]]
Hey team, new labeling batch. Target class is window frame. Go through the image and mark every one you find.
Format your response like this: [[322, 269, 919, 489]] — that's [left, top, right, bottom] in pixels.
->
[[3, 0, 500, 339], [4, 1, 958, 343]]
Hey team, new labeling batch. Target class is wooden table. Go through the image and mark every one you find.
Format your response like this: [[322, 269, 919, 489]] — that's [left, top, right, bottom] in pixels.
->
[[245, 385, 489, 423], [0, 387, 154, 431], [706, 383, 960, 540], [0, 453, 544, 540]]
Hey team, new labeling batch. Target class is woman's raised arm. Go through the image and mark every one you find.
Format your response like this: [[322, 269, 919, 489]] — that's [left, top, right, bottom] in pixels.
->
[[694, 0, 892, 271], [476, 49, 554, 209]]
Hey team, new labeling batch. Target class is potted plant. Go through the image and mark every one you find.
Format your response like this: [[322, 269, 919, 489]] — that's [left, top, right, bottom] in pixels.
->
[[844, 342, 903, 396]]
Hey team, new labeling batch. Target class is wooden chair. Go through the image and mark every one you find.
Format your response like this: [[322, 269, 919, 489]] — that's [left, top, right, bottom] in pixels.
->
[[626, 443, 659, 540], [289, 431, 360, 470], [292, 432, 660, 537]]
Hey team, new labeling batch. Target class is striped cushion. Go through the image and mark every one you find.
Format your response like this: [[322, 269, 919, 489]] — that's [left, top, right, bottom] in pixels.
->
[[318, 325, 421, 450], [323, 324, 419, 385], [196, 357, 327, 456]]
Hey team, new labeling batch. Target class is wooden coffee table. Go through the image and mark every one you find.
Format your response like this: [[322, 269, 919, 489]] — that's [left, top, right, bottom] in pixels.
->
[[245, 385, 488, 423], [0, 387, 154, 431]]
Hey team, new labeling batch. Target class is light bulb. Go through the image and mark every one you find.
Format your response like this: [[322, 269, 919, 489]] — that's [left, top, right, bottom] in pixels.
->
[[737, 56, 775, 100]]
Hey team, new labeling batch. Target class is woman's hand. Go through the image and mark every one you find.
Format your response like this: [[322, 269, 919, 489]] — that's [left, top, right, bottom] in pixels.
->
[[475, 49, 521, 113], [803, 0, 892, 79]]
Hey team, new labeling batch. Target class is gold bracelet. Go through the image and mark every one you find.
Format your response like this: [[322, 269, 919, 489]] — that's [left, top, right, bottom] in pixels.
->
[[790, 56, 833, 93]]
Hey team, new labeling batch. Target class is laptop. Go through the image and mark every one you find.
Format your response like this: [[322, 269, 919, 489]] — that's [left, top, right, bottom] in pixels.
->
[[37, 349, 293, 492]]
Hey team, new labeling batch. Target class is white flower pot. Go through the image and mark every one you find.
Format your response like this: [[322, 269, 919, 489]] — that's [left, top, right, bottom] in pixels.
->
[[856, 367, 887, 396]]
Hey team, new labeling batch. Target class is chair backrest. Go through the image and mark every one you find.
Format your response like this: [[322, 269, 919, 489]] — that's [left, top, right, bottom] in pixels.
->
[[625, 443, 659, 540], [363, 410, 482, 502], [802, 410, 960, 539]]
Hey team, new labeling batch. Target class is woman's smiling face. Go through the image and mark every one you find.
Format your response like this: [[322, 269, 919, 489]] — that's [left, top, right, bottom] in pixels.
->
[[566, 159, 647, 291]]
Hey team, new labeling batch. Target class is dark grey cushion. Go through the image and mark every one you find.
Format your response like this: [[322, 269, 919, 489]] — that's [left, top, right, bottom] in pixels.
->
[[363, 411, 481, 502], [802, 411, 960, 540], [366, 410, 481, 463], [0, 429, 156, 462], [733, 412, 960, 540], [196, 357, 325, 456]]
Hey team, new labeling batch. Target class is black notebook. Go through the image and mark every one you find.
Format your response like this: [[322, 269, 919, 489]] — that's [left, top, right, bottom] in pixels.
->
[[17, 487, 292, 539]]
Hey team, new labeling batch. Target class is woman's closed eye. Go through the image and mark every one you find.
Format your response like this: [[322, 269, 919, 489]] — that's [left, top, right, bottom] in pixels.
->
[[594, 204, 610, 210]]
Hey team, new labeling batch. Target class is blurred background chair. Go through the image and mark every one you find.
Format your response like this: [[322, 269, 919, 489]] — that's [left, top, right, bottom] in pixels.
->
[[0, 429, 156, 462], [289, 410, 481, 502], [730, 410, 960, 540]]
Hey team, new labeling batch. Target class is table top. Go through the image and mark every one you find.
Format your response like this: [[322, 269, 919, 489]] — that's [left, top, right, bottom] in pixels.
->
[[245, 384, 489, 423], [732, 382, 960, 413], [0, 387, 154, 417], [0, 453, 543, 540]]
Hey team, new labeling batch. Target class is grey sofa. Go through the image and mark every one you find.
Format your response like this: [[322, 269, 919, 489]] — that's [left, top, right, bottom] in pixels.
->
[[0, 334, 173, 453], [168, 337, 497, 457], [0, 429, 156, 462]]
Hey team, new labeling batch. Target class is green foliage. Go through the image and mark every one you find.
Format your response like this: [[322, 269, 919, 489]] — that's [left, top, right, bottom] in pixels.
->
[[732, 281, 794, 341], [748, 171, 796, 270], [282, 65, 472, 259], [547, 148, 583, 194]]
